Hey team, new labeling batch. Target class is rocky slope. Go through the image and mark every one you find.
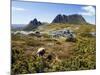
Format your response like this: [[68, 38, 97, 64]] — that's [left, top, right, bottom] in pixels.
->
[[24, 18, 42, 31], [52, 14, 87, 24]]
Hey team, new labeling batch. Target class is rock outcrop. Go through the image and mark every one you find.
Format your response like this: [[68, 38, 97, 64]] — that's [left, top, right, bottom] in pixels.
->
[[52, 14, 87, 24], [49, 29, 76, 42], [24, 18, 42, 31]]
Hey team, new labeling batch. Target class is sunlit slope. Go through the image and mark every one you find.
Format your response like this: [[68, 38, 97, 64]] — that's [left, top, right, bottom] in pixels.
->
[[37, 23, 95, 33]]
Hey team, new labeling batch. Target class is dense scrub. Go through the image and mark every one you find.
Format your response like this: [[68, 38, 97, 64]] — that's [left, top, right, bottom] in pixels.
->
[[11, 24, 96, 74]]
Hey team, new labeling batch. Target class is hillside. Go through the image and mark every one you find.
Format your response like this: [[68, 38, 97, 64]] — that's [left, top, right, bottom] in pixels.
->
[[37, 23, 95, 33], [11, 23, 96, 74], [11, 24, 26, 31]]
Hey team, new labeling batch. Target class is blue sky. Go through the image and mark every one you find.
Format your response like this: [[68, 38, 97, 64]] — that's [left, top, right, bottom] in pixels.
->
[[12, 1, 96, 24]]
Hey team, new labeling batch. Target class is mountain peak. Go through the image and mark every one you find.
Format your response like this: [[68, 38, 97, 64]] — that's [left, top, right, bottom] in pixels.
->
[[52, 14, 87, 24], [24, 18, 42, 31], [33, 18, 38, 21]]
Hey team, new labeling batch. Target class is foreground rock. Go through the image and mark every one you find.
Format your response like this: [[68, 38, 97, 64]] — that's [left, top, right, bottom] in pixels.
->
[[89, 32, 96, 37], [36, 47, 46, 56]]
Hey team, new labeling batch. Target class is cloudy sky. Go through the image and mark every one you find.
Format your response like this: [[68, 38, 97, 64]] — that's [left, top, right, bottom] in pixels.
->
[[12, 0, 96, 24]]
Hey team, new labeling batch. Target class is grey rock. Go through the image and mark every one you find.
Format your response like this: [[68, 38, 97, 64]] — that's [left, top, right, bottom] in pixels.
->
[[89, 32, 96, 37], [49, 29, 76, 41]]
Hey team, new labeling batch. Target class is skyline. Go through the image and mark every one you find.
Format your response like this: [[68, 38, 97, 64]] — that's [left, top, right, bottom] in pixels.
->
[[12, 1, 96, 24]]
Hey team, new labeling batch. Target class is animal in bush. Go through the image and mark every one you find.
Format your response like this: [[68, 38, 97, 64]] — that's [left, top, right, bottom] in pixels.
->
[[36, 47, 45, 56]]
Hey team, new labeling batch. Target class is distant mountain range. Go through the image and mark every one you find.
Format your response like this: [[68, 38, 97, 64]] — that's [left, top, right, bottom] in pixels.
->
[[12, 14, 89, 31], [11, 24, 26, 31]]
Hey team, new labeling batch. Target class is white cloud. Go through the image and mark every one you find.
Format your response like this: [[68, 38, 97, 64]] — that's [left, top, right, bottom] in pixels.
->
[[79, 6, 95, 16], [12, 7, 26, 11]]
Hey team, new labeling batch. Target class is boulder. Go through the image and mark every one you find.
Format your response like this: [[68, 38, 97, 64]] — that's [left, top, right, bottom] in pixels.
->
[[89, 32, 96, 37]]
